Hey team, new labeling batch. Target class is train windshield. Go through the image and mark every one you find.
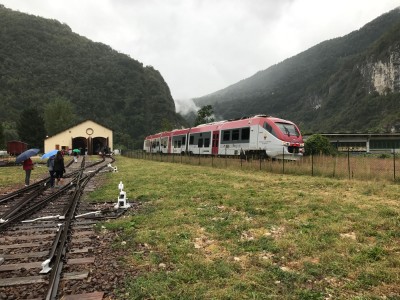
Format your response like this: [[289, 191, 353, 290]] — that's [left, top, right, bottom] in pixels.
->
[[275, 122, 300, 137]]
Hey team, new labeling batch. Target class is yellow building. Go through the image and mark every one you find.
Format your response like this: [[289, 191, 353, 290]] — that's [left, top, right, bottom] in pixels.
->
[[44, 120, 113, 155]]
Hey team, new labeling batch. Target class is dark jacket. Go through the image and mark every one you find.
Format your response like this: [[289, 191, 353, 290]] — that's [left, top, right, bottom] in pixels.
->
[[53, 155, 65, 173]]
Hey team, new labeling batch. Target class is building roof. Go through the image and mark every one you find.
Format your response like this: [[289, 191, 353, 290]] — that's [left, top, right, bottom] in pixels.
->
[[45, 119, 112, 139]]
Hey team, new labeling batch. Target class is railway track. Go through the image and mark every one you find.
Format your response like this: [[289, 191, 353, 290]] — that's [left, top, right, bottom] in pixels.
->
[[0, 155, 130, 299]]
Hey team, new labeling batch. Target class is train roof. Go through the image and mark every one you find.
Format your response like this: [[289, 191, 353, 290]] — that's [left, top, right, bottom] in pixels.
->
[[144, 115, 299, 140]]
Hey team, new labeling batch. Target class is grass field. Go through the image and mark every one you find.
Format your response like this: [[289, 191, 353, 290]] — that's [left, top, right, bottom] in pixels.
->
[[1, 156, 400, 299], [0, 157, 49, 191], [89, 156, 400, 299]]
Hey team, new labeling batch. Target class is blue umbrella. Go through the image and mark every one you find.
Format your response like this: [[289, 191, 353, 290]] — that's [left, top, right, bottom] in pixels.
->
[[41, 149, 58, 160], [15, 148, 40, 164]]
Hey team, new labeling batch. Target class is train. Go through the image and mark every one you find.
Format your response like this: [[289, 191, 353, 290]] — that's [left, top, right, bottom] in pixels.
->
[[7, 140, 28, 156], [143, 115, 304, 160]]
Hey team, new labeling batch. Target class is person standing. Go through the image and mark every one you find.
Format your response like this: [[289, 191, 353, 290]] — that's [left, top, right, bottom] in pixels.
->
[[47, 155, 56, 188], [23, 158, 34, 186], [73, 150, 78, 163], [53, 151, 65, 187]]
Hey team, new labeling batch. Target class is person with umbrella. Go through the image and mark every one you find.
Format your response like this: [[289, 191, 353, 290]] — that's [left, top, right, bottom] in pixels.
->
[[22, 157, 34, 186], [72, 149, 80, 163], [15, 148, 39, 186], [41, 149, 58, 188]]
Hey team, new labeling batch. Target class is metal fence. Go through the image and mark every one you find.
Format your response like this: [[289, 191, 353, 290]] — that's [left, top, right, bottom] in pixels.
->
[[123, 150, 400, 183]]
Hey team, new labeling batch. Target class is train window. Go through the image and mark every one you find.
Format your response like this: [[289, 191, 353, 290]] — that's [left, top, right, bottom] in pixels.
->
[[182, 136, 186, 145], [198, 138, 203, 147], [264, 122, 272, 133], [204, 138, 210, 147], [189, 136, 194, 145], [264, 122, 277, 137], [222, 130, 230, 141], [232, 129, 239, 141], [275, 122, 299, 137], [241, 127, 250, 140]]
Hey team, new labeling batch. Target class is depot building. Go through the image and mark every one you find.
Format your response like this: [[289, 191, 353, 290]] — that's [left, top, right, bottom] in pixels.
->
[[44, 120, 113, 155]]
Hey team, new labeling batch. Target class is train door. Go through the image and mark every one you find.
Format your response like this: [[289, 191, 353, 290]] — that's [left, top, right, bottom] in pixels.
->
[[168, 137, 172, 154], [212, 131, 219, 155]]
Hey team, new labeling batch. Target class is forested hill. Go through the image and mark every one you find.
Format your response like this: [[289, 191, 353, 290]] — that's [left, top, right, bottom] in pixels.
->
[[0, 5, 186, 148], [194, 8, 400, 134]]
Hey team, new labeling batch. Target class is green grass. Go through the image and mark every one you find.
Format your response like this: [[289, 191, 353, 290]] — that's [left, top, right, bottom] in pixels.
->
[[0, 157, 49, 190], [3, 155, 400, 298], [87, 156, 400, 299]]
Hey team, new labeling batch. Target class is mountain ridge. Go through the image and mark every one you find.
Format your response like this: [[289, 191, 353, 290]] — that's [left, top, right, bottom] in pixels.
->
[[193, 8, 400, 134], [0, 4, 186, 148]]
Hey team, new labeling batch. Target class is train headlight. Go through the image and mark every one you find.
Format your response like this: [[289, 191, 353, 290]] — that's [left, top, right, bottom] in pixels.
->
[[282, 141, 290, 146]]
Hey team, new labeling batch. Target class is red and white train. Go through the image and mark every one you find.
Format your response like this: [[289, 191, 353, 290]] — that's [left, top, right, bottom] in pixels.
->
[[143, 115, 304, 160]]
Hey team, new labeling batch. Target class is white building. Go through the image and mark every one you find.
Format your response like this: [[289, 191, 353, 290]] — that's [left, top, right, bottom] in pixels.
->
[[44, 120, 113, 155]]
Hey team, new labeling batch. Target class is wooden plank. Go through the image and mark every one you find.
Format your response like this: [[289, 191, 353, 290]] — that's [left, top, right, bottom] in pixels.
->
[[0, 241, 51, 249], [72, 230, 94, 237], [0, 233, 54, 242], [67, 257, 95, 265], [63, 291, 104, 300], [0, 261, 41, 271], [0, 275, 47, 286], [62, 271, 89, 280], [69, 247, 93, 254], [5, 227, 58, 234], [2, 251, 48, 259], [70, 237, 92, 243]]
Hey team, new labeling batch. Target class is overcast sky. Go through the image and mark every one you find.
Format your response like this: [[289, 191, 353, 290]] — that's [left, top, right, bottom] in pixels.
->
[[1, 0, 399, 112]]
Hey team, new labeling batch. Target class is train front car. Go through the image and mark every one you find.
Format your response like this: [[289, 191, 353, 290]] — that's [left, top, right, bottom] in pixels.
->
[[261, 116, 304, 160]]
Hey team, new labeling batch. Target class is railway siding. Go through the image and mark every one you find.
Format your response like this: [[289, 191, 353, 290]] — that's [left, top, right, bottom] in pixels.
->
[[0, 156, 137, 299]]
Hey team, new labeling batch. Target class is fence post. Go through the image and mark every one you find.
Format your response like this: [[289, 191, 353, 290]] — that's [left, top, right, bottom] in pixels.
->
[[212, 154, 214, 167], [225, 148, 227, 168], [347, 147, 351, 179], [394, 146, 396, 181], [311, 152, 314, 176], [198, 148, 201, 165], [282, 147, 285, 174]]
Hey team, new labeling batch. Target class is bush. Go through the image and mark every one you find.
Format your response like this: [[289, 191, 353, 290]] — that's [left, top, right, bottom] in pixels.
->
[[305, 134, 337, 156]]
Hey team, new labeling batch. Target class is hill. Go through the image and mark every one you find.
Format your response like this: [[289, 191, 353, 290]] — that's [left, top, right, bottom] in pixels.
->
[[194, 8, 400, 134], [0, 5, 187, 148]]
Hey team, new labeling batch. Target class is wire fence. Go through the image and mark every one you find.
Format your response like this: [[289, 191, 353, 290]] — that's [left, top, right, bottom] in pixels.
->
[[123, 150, 400, 183]]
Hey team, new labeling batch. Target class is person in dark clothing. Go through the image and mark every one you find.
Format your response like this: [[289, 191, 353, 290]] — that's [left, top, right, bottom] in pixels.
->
[[23, 158, 34, 186], [47, 155, 56, 188], [53, 151, 65, 187]]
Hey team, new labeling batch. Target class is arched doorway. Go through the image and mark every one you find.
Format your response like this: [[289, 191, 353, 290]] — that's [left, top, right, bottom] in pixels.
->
[[72, 137, 87, 154], [93, 137, 108, 155]]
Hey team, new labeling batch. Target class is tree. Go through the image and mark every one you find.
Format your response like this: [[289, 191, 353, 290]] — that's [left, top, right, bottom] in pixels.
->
[[194, 105, 214, 126], [44, 97, 77, 136], [305, 134, 337, 156], [160, 118, 173, 132], [2, 121, 19, 143], [17, 108, 46, 149]]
